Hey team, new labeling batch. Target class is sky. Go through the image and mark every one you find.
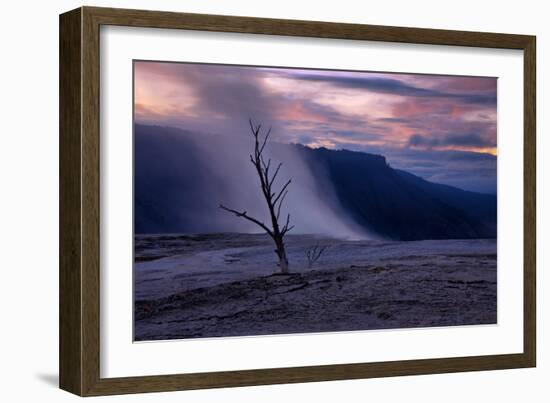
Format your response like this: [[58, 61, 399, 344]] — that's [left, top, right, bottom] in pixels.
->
[[134, 61, 497, 194]]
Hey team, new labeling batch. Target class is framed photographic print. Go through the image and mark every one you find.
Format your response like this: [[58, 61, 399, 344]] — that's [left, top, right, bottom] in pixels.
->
[[59, 6, 536, 396]]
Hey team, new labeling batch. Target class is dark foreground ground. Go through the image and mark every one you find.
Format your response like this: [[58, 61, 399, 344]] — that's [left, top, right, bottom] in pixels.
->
[[134, 234, 496, 341]]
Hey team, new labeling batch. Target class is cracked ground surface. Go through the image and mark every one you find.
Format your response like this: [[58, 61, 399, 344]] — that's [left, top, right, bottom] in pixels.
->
[[134, 234, 496, 341]]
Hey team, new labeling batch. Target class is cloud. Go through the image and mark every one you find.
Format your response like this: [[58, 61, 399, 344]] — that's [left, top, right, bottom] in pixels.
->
[[408, 133, 492, 149], [134, 61, 497, 193], [289, 74, 496, 105]]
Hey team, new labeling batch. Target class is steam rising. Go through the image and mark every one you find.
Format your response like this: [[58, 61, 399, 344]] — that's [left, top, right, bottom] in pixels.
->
[[186, 125, 371, 240]]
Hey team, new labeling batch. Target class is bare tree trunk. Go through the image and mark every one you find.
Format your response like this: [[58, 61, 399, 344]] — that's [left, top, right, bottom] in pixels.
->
[[220, 120, 294, 274], [275, 238, 289, 274]]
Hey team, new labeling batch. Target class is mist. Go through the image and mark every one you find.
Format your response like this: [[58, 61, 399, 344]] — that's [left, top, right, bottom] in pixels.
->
[[183, 124, 371, 240], [135, 124, 496, 241]]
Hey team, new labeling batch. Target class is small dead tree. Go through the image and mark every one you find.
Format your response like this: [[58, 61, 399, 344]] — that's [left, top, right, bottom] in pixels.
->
[[305, 243, 328, 268], [220, 120, 294, 274]]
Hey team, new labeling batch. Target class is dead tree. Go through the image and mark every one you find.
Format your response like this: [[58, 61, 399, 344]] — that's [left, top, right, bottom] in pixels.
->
[[305, 243, 328, 268], [220, 120, 294, 274]]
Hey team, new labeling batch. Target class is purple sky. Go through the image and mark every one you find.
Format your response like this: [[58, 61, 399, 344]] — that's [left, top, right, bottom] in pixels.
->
[[134, 61, 497, 194]]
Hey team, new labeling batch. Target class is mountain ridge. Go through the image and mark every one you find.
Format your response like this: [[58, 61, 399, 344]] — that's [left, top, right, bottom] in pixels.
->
[[134, 124, 496, 240]]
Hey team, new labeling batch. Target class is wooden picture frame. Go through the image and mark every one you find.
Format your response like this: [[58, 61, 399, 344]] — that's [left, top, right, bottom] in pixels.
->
[[59, 6, 536, 396]]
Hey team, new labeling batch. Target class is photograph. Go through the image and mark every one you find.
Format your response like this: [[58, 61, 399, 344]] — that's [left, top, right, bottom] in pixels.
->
[[132, 61, 498, 341], [50, 3, 539, 397]]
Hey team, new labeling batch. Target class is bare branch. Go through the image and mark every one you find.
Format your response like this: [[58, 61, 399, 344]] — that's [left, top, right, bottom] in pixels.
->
[[282, 225, 295, 236], [260, 156, 271, 177], [221, 120, 293, 273], [281, 213, 295, 236], [269, 162, 283, 189], [219, 204, 274, 238], [276, 190, 288, 220], [258, 127, 271, 155], [273, 179, 291, 205], [265, 158, 272, 173], [306, 243, 329, 268]]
